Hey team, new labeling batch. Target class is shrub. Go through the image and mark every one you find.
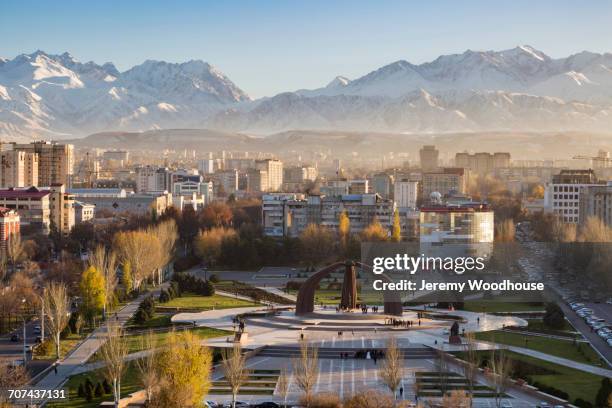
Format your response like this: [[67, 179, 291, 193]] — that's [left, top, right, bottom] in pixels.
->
[[543, 302, 565, 329], [173, 254, 200, 272], [596, 377, 612, 408], [94, 382, 104, 397], [159, 289, 170, 303], [286, 281, 302, 290], [77, 383, 85, 398], [102, 379, 112, 394], [84, 378, 94, 402], [573, 398, 593, 408], [300, 392, 341, 408], [208, 274, 220, 283]]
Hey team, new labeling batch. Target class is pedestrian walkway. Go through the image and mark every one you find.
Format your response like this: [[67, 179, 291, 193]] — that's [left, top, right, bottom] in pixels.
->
[[35, 285, 167, 391]]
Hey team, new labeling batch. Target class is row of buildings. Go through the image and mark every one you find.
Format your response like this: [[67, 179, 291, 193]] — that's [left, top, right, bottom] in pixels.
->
[[261, 192, 494, 245]]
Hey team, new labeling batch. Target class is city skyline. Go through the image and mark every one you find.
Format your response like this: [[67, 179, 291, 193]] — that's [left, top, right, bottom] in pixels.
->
[[2, 0, 612, 97]]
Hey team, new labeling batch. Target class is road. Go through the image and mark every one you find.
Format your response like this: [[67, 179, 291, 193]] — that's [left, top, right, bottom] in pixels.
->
[[518, 233, 612, 367]]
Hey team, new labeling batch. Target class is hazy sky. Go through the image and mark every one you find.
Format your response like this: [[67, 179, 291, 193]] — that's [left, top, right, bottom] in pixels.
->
[[2, 0, 611, 98]]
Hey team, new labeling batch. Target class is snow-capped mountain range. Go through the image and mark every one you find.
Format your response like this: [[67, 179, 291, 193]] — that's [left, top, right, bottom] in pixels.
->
[[2, 46, 612, 139]]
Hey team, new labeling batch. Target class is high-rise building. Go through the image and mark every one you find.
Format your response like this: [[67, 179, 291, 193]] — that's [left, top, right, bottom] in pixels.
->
[[422, 168, 467, 198], [247, 168, 268, 193], [10, 141, 74, 187], [371, 173, 393, 199], [394, 179, 419, 209], [419, 145, 439, 172], [213, 169, 239, 194], [0, 150, 39, 187], [136, 166, 169, 193], [455, 152, 511, 174], [544, 169, 604, 224], [255, 159, 283, 191]]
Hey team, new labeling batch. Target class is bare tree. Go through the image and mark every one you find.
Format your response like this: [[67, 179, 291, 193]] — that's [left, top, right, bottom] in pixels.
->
[[463, 332, 479, 403], [7, 234, 24, 276], [379, 337, 404, 400], [436, 349, 450, 396], [100, 322, 128, 408], [292, 339, 319, 407], [42, 282, 70, 360], [135, 330, 159, 403], [89, 245, 118, 319], [221, 343, 248, 408], [487, 348, 512, 408], [276, 367, 290, 407]]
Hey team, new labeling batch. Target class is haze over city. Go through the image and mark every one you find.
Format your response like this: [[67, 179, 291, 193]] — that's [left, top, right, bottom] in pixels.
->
[[1, 3, 612, 408]]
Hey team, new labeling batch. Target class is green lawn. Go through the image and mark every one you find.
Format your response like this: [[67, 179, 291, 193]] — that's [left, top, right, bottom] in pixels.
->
[[287, 289, 384, 305], [128, 313, 172, 329], [34, 332, 86, 360], [47, 361, 141, 408], [455, 350, 604, 405], [463, 301, 545, 313], [162, 293, 257, 310], [124, 326, 231, 354], [475, 330, 604, 367]]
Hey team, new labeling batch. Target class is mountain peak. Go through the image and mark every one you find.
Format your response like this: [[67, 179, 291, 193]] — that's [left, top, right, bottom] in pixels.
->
[[326, 76, 351, 88]]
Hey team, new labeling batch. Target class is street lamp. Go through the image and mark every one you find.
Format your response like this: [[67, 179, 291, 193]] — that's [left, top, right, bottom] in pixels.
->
[[21, 298, 27, 365]]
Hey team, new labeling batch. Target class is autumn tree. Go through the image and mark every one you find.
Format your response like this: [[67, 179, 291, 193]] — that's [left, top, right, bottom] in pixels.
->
[[392, 209, 401, 242], [339, 211, 350, 251], [80, 266, 106, 325], [344, 389, 400, 408], [154, 219, 178, 284], [122, 262, 133, 294], [43, 282, 70, 359], [221, 344, 248, 408], [361, 218, 388, 242], [442, 390, 471, 408], [379, 337, 403, 399], [200, 202, 233, 228], [300, 224, 334, 266], [0, 361, 29, 407], [100, 323, 128, 407], [89, 245, 118, 319], [154, 331, 212, 408], [114, 230, 162, 290], [495, 219, 515, 242], [293, 339, 319, 406], [194, 227, 237, 268]]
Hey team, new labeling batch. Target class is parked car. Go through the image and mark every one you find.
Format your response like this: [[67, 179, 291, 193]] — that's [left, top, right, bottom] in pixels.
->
[[253, 403, 281, 408], [10, 334, 20, 342]]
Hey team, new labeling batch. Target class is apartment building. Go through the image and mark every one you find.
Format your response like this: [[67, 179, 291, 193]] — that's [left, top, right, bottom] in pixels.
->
[[74, 201, 95, 223], [394, 179, 419, 209], [544, 169, 604, 224], [255, 159, 283, 191], [579, 183, 612, 227], [262, 193, 394, 238], [419, 145, 439, 172], [212, 169, 239, 194], [371, 173, 393, 199], [422, 168, 467, 198], [0, 208, 20, 252], [0, 150, 39, 187], [136, 166, 169, 193], [247, 168, 268, 193], [10, 141, 74, 187], [455, 152, 511, 175], [420, 203, 494, 244]]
